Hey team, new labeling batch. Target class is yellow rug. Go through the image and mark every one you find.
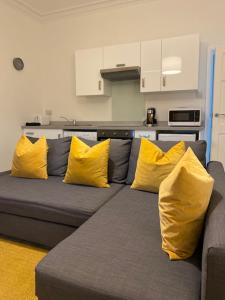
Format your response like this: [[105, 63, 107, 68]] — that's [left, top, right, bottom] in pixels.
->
[[0, 238, 47, 300]]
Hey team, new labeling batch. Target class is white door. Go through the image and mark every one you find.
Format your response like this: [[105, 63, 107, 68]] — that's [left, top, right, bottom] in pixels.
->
[[211, 47, 225, 167], [75, 48, 110, 96], [161, 34, 199, 91], [140, 39, 162, 92], [103, 42, 140, 69]]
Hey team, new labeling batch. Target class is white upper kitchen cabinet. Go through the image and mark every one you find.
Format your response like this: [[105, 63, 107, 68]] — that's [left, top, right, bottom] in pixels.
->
[[161, 34, 199, 91], [75, 48, 111, 96], [103, 42, 140, 69], [140, 39, 162, 92]]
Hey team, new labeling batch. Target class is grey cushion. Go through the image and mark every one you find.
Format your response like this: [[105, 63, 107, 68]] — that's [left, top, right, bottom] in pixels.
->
[[0, 173, 123, 227], [36, 186, 201, 300], [126, 139, 207, 184], [29, 137, 131, 183], [81, 139, 131, 183], [202, 161, 225, 300], [29, 137, 71, 176]]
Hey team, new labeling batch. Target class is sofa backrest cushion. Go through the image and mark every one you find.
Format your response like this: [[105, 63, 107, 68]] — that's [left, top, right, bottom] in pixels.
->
[[29, 137, 131, 183], [29, 137, 71, 176], [81, 139, 131, 184], [126, 139, 207, 185]]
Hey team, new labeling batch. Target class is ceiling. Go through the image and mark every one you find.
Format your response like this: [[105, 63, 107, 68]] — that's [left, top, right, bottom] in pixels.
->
[[12, 0, 144, 17]]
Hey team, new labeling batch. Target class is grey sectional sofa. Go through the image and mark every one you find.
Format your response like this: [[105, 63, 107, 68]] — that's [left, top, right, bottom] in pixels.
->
[[0, 138, 224, 300]]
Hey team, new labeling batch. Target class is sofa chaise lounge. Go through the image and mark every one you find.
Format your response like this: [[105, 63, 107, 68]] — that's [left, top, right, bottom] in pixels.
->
[[0, 138, 224, 300]]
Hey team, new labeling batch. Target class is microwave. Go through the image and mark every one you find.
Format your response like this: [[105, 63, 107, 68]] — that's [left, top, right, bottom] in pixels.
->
[[168, 108, 201, 126]]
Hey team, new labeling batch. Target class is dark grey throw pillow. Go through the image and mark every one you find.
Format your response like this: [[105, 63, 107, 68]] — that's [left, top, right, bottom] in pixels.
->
[[29, 137, 71, 176], [81, 138, 131, 183], [126, 139, 207, 185]]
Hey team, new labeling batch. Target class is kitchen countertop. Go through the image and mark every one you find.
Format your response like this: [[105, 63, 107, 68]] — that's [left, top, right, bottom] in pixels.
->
[[22, 121, 204, 131]]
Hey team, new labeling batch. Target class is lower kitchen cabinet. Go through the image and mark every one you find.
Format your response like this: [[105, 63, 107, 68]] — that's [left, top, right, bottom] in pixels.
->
[[63, 131, 97, 141], [23, 128, 202, 142], [23, 129, 63, 139], [134, 130, 156, 140], [157, 132, 197, 142], [23, 129, 98, 141]]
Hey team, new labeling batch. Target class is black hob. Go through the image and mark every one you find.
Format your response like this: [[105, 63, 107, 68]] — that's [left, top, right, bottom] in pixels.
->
[[97, 129, 134, 140]]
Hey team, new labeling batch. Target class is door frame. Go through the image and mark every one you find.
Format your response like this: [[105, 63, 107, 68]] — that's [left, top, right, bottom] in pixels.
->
[[211, 46, 225, 162]]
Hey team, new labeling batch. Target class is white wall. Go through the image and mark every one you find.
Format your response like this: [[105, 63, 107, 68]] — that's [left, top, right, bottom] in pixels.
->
[[40, 0, 225, 122], [2, 0, 225, 169], [0, 1, 43, 170]]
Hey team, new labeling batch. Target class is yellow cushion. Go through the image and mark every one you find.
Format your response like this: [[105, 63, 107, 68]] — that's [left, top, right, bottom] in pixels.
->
[[64, 137, 110, 188], [131, 139, 185, 193], [11, 135, 48, 179], [159, 147, 214, 260]]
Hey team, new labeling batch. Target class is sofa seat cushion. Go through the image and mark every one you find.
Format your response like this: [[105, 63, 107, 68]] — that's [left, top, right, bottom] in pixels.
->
[[0, 172, 123, 227], [36, 186, 201, 300]]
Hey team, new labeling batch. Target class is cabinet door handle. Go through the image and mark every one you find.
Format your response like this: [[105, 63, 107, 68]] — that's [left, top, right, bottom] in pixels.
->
[[142, 78, 145, 88], [98, 80, 102, 91], [116, 63, 126, 67], [162, 76, 166, 87], [26, 132, 34, 135]]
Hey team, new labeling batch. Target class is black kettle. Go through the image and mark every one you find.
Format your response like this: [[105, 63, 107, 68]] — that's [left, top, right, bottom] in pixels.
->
[[146, 108, 157, 127]]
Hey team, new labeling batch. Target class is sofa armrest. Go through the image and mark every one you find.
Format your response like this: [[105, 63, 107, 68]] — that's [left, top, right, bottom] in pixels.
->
[[205, 247, 225, 299], [202, 161, 225, 300], [207, 161, 225, 183]]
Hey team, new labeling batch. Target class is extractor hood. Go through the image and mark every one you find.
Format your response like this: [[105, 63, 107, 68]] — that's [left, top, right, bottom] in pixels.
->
[[100, 66, 141, 81]]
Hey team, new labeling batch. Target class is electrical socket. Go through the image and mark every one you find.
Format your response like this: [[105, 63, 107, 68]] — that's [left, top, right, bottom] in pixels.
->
[[45, 109, 52, 116]]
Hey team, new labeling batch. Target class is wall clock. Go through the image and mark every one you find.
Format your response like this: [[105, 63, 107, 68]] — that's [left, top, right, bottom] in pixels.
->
[[13, 57, 24, 71]]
